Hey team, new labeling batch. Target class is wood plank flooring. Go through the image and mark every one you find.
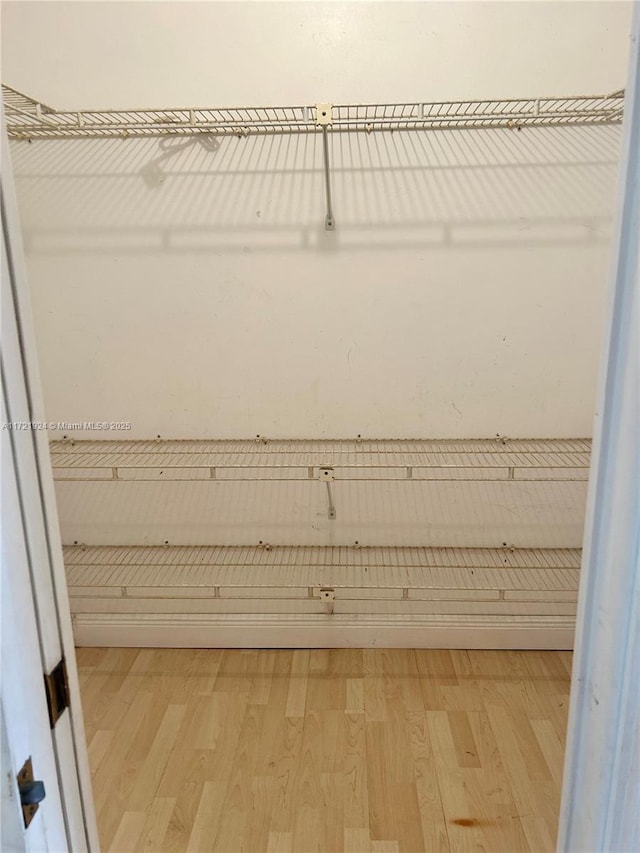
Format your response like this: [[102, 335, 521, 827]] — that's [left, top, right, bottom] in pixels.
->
[[77, 648, 572, 852]]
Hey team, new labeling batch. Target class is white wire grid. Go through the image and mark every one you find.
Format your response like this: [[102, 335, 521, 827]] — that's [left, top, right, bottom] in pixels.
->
[[64, 544, 580, 599], [50, 437, 591, 482], [3, 84, 624, 139]]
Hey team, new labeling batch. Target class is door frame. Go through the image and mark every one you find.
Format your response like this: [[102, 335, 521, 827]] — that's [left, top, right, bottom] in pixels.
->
[[557, 6, 640, 850], [1, 110, 99, 851]]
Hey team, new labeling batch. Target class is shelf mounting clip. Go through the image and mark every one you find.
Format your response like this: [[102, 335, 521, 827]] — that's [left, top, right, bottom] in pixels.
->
[[314, 587, 336, 615]]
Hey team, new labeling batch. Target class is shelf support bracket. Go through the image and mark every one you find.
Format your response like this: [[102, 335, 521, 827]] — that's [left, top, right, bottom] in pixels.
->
[[316, 104, 335, 230], [325, 481, 336, 519], [321, 128, 335, 231], [318, 467, 336, 519]]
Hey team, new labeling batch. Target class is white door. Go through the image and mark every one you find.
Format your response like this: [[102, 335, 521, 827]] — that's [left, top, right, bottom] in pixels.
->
[[1, 114, 99, 851]]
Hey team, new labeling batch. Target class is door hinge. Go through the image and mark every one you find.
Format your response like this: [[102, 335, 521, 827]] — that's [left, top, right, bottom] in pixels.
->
[[17, 758, 46, 828], [44, 658, 69, 728]]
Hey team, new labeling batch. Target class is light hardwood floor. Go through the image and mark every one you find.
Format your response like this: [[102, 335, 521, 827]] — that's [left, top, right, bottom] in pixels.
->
[[77, 647, 572, 852]]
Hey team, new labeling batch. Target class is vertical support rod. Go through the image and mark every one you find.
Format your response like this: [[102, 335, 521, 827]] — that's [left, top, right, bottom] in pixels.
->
[[325, 481, 336, 520], [557, 8, 640, 852], [322, 127, 335, 230]]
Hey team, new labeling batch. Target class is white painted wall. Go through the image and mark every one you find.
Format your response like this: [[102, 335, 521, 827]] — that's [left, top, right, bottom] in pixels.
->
[[2, 1, 633, 439]]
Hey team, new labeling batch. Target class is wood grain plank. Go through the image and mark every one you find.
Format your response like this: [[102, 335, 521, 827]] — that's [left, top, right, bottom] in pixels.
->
[[81, 647, 571, 852]]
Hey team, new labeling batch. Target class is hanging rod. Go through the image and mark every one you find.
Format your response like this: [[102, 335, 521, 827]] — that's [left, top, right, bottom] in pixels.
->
[[2, 85, 624, 141]]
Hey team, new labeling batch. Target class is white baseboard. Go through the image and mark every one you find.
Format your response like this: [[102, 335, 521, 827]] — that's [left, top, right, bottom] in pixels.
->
[[73, 614, 575, 650]]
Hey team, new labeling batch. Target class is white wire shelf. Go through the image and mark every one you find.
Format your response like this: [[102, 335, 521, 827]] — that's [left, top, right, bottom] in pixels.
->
[[64, 543, 580, 636], [50, 437, 591, 482], [2, 84, 624, 140], [64, 544, 580, 610]]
